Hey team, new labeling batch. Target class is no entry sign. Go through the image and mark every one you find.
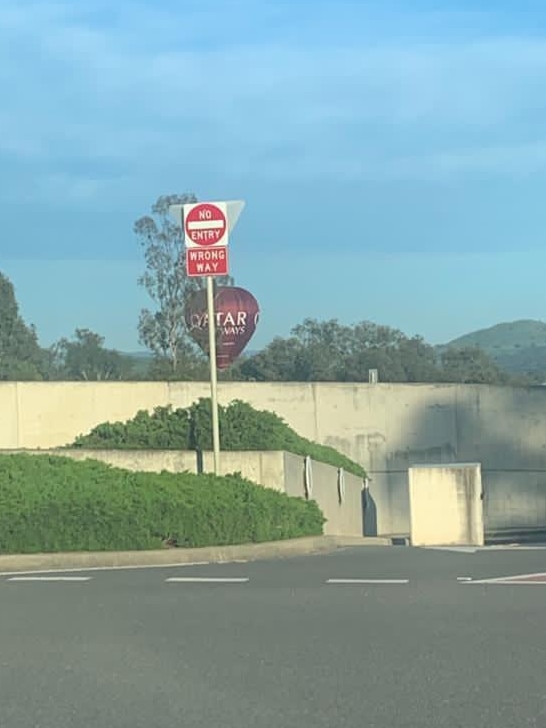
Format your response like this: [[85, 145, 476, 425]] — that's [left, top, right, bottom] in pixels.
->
[[186, 246, 228, 278], [184, 202, 228, 248]]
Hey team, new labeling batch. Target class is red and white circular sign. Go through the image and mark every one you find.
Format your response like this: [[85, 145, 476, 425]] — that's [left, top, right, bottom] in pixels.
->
[[184, 202, 227, 247]]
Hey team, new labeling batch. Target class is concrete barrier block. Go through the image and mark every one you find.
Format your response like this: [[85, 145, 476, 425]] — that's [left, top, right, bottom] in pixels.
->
[[409, 463, 484, 546]]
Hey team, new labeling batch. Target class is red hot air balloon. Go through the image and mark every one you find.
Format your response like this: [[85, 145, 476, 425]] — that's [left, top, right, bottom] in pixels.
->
[[184, 286, 260, 369]]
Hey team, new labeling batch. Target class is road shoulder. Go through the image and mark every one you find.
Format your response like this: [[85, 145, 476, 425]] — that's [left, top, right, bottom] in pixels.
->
[[0, 535, 391, 573]]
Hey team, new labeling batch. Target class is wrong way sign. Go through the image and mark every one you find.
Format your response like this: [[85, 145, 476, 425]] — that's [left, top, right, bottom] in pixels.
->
[[186, 246, 228, 277], [184, 202, 228, 248]]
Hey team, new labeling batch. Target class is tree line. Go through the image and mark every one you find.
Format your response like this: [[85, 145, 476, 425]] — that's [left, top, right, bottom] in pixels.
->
[[0, 193, 536, 385], [236, 319, 516, 384]]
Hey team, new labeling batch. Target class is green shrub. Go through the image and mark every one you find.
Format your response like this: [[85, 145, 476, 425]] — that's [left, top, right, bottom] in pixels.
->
[[73, 407, 191, 450], [72, 398, 366, 477], [0, 454, 324, 554]]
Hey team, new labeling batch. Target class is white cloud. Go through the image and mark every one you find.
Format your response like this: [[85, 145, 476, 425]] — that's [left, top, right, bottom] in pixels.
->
[[2, 0, 546, 196]]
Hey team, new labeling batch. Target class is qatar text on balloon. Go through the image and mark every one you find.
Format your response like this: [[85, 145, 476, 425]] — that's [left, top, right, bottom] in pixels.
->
[[188, 310, 260, 336], [184, 286, 260, 369]]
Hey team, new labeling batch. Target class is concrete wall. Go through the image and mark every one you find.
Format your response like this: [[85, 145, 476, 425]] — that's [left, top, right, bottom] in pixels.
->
[[12, 449, 287, 493], [0, 385, 18, 448], [200, 451, 286, 492], [484, 477, 546, 532], [408, 464, 484, 547], [0, 382, 209, 451], [282, 453, 364, 537], [8, 449, 364, 537], [2, 381, 546, 536], [48, 448, 199, 474]]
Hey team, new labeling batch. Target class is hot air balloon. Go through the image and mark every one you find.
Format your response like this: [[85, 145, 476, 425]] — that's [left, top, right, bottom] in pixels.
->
[[184, 286, 260, 369]]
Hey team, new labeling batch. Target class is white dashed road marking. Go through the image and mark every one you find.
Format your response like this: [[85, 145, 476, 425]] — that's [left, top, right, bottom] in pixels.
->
[[7, 576, 92, 582], [326, 578, 409, 585], [165, 577, 249, 584]]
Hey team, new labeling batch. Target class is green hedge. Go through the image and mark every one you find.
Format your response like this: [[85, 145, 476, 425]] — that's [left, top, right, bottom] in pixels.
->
[[0, 454, 324, 555], [72, 398, 366, 478]]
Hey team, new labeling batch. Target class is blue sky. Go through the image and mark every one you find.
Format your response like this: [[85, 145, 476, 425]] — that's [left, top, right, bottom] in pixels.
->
[[2, 0, 546, 351]]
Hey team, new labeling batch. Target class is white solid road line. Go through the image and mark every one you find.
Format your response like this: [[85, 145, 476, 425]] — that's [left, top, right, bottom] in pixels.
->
[[464, 571, 546, 585], [7, 576, 92, 582], [424, 547, 479, 553], [326, 578, 409, 585], [165, 577, 249, 583], [425, 545, 546, 553], [0, 562, 212, 577], [463, 579, 546, 585], [487, 580, 546, 585]]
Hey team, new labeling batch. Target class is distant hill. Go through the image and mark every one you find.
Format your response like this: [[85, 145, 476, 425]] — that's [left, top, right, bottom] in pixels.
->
[[123, 351, 154, 359], [447, 320, 546, 352], [444, 320, 546, 378]]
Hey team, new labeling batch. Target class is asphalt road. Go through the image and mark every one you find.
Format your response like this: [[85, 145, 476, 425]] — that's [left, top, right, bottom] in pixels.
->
[[2, 545, 546, 728]]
